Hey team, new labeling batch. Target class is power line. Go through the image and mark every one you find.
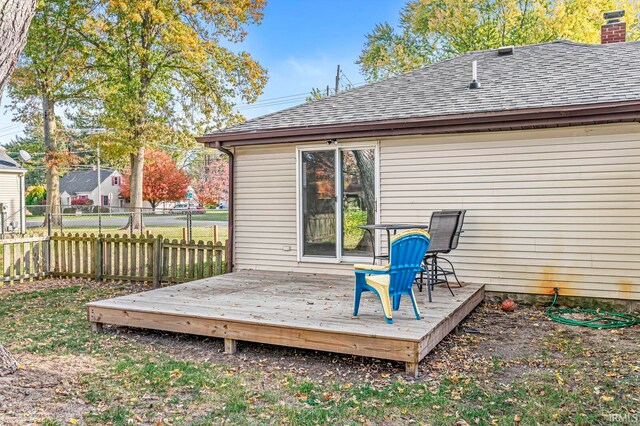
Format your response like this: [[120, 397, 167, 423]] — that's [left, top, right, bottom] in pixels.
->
[[237, 91, 310, 105], [340, 70, 354, 88], [0, 129, 25, 139], [0, 123, 23, 132], [237, 96, 308, 110]]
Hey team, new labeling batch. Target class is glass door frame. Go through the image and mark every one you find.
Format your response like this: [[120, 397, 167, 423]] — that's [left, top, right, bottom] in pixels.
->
[[296, 142, 380, 264]]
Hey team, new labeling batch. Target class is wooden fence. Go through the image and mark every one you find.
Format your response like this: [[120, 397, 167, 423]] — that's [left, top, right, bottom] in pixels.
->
[[305, 213, 336, 243], [2, 233, 226, 285], [1, 236, 49, 283]]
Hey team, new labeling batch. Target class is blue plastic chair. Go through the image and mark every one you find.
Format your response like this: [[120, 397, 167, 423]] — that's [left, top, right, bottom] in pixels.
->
[[353, 229, 431, 324]]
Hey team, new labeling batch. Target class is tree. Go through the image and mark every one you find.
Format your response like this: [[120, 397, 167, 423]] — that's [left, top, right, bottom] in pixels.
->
[[8, 0, 94, 227], [191, 155, 229, 207], [0, 0, 37, 94], [26, 185, 47, 206], [306, 86, 331, 102], [83, 0, 268, 229], [358, 0, 640, 81], [0, 0, 37, 378], [25, 185, 47, 215], [120, 149, 190, 210]]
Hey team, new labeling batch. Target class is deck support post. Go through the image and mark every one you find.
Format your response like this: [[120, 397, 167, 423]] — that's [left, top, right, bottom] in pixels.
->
[[91, 322, 104, 333], [405, 361, 419, 378], [224, 338, 237, 354]]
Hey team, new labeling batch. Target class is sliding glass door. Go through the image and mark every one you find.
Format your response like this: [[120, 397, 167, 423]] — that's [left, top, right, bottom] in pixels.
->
[[300, 146, 377, 262], [341, 148, 375, 258], [301, 150, 337, 257]]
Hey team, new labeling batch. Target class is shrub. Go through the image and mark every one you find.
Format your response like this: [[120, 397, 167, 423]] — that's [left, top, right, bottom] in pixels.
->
[[71, 198, 93, 206]]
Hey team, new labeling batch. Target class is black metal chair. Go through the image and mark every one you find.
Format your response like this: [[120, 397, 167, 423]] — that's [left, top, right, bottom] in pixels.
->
[[417, 210, 466, 302]]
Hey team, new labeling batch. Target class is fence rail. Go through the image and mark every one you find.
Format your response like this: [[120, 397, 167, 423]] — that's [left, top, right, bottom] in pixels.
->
[[2, 233, 226, 285], [1, 236, 49, 283], [162, 238, 225, 283]]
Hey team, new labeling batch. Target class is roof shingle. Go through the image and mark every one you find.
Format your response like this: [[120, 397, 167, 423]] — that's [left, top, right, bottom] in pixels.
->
[[60, 169, 116, 195], [0, 148, 24, 172], [205, 40, 640, 137]]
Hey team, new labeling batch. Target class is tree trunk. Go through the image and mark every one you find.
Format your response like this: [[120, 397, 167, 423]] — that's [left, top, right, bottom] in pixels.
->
[[353, 149, 376, 252], [43, 94, 62, 227], [0, 343, 17, 376], [129, 146, 145, 230], [0, 0, 37, 97], [0, 0, 37, 379]]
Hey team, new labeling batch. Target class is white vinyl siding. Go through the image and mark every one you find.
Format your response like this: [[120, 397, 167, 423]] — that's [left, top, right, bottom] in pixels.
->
[[379, 123, 640, 301], [0, 171, 25, 233], [234, 144, 353, 274], [232, 123, 640, 301]]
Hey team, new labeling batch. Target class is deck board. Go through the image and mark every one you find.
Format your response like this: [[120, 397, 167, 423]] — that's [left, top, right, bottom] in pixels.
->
[[87, 270, 484, 371]]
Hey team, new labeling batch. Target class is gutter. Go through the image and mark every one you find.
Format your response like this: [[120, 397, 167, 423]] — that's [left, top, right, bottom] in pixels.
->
[[196, 100, 640, 148], [215, 141, 234, 273]]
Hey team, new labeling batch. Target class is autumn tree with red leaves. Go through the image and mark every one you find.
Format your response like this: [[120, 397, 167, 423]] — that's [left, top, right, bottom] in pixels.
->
[[120, 149, 190, 210], [191, 156, 229, 207]]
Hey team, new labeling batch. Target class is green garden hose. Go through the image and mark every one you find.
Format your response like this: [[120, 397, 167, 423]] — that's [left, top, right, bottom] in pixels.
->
[[546, 290, 640, 329]]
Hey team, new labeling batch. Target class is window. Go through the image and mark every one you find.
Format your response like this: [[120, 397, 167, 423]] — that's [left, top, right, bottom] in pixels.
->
[[298, 144, 378, 262], [102, 195, 109, 206], [112, 176, 120, 185]]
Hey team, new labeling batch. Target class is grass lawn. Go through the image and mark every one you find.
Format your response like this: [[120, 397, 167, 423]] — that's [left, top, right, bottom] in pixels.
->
[[177, 210, 229, 222], [27, 226, 228, 243], [0, 279, 638, 425]]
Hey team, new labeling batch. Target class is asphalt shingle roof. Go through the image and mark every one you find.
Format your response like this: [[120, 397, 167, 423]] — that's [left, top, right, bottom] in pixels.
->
[[207, 40, 640, 136], [60, 169, 116, 195], [0, 148, 23, 171]]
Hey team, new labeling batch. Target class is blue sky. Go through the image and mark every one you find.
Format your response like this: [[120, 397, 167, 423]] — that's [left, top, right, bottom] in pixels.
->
[[0, 1, 404, 145]]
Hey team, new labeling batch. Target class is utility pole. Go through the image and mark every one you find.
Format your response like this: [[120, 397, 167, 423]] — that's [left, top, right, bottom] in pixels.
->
[[334, 65, 341, 95], [96, 143, 102, 233], [326, 85, 330, 97], [96, 143, 101, 206]]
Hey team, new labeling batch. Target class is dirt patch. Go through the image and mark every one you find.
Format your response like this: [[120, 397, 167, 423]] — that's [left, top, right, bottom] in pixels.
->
[[101, 299, 640, 385], [0, 277, 152, 297], [109, 326, 407, 383], [0, 354, 101, 425]]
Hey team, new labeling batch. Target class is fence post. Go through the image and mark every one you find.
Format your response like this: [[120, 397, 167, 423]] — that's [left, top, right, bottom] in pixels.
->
[[45, 235, 51, 277], [46, 214, 52, 277], [187, 211, 192, 242], [95, 235, 103, 281], [153, 235, 162, 288], [129, 212, 134, 236], [0, 202, 4, 239]]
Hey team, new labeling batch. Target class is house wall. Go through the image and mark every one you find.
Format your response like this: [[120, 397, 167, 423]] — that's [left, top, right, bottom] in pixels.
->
[[0, 171, 25, 234], [90, 172, 122, 207], [61, 191, 72, 206], [233, 123, 640, 301], [60, 172, 122, 208], [234, 143, 355, 274]]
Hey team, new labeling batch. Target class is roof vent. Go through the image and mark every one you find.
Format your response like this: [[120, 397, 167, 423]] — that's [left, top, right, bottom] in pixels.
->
[[468, 60, 481, 89], [498, 46, 514, 56]]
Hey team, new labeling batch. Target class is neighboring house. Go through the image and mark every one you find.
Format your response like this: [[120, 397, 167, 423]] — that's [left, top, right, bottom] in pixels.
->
[[198, 14, 640, 302], [0, 147, 26, 235], [60, 169, 123, 209]]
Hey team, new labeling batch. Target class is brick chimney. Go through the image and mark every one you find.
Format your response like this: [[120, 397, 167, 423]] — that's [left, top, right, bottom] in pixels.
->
[[601, 10, 626, 44]]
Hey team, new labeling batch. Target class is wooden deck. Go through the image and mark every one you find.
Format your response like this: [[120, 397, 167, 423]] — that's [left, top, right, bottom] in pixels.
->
[[86, 270, 484, 376]]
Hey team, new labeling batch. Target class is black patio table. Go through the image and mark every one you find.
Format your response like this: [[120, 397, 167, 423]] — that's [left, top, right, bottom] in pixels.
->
[[358, 223, 430, 264]]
